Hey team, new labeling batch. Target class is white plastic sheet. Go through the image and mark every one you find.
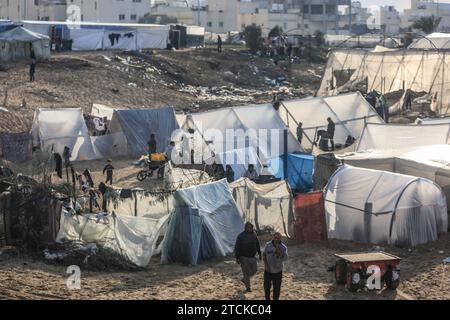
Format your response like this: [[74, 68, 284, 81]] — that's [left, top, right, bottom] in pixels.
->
[[325, 165, 448, 247]]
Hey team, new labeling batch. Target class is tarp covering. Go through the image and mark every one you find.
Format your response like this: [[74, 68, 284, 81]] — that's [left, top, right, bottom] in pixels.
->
[[109, 107, 179, 156], [56, 210, 169, 267], [91, 132, 128, 159], [318, 49, 450, 115], [279, 92, 384, 150], [356, 123, 450, 152], [91, 103, 126, 121], [0, 132, 31, 162], [267, 153, 314, 193], [230, 178, 293, 237], [325, 165, 448, 247], [161, 179, 244, 265], [294, 192, 328, 244], [163, 162, 213, 190], [182, 104, 302, 163], [71, 28, 103, 51], [0, 26, 49, 42]]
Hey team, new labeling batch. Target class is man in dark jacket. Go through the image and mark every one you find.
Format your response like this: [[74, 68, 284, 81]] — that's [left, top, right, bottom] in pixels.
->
[[103, 159, 115, 185], [235, 222, 262, 292], [327, 117, 335, 151], [148, 134, 157, 155]]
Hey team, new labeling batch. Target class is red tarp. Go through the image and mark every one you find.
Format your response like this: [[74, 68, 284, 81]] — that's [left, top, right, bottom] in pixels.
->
[[294, 191, 328, 244]]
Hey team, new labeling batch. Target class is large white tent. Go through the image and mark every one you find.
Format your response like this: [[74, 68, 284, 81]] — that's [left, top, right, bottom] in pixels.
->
[[31, 108, 127, 161], [325, 165, 448, 247], [278, 92, 384, 151], [181, 104, 302, 164], [0, 26, 50, 61], [230, 178, 294, 237], [318, 48, 450, 115], [408, 33, 450, 50]]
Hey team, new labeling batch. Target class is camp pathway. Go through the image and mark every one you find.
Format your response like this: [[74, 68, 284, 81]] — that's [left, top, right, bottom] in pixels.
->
[[0, 234, 448, 300]]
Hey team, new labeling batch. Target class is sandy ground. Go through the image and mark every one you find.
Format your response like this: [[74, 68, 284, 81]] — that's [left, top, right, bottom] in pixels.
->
[[0, 234, 449, 300]]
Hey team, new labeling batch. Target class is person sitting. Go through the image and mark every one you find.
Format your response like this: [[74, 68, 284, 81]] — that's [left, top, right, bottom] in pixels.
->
[[244, 164, 259, 181], [345, 135, 356, 148], [225, 165, 235, 183]]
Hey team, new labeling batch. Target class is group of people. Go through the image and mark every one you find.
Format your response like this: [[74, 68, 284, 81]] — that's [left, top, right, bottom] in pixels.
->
[[222, 164, 259, 184], [235, 222, 288, 300], [365, 90, 389, 123], [295, 117, 336, 151]]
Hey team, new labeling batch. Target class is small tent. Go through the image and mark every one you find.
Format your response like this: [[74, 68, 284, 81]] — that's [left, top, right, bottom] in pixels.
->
[[0, 26, 50, 61], [278, 92, 384, 151], [230, 178, 293, 237], [408, 33, 450, 49], [161, 179, 244, 265], [267, 153, 314, 192], [325, 165, 448, 247], [109, 107, 179, 156]]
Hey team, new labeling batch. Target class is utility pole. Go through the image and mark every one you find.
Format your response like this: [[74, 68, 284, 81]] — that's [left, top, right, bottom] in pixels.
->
[[349, 0, 352, 34]]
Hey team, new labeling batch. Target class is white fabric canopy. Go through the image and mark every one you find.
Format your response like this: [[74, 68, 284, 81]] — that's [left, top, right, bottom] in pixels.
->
[[56, 210, 169, 267], [279, 92, 384, 150], [325, 165, 448, 247], [409, 33, 450, 49], [230, 178, 293, 237], [213, 147, 263, 180]]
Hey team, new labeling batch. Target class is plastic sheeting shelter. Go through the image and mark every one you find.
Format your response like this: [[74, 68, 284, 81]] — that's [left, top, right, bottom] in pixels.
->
[[325, 165, 448, 247], [356, 123, 450, 152], [318, 48, 450, 115], [56, 210, 169, 267], [181, 104, 302, 163], [212, 147, 263, 180], [161, 180, 244, 265], [0, 27, 50, 61], [294, 192, 328, 244], [278, 92, 384, 151], [338, 144, 450, 210], [109, 107, 179, 156], [267, 153, 314, 193], [230, 178, 294, 237], [21, 21, 170, 51], [90, 103, 127, 121], [31, 108, 127, 161], [408, 33, 450, 49]]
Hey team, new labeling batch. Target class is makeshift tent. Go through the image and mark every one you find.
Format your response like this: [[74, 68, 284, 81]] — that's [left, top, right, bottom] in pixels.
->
[[415, 116, 450, 125], [278, 92, 384, 150], [230, 178, 293, 237], [31, 108, 127, 161], [91, 104, 126, 121], [57, 210, 169, 267], [0, 26, 50, 61], [164, 162, 213, 190], [267, 153, 314, 193], [31, 108, 97, 161], [408, 33, 450, 49], [338, 144, 450, 210], [318, 48, 450, 115], [212, 147, 263, 180], [181, 104, 302, 163], [161, 179, 244, 265], [109, 107, 179, 156], [356, 123, 450, 152], [325, 165, 448, 247]]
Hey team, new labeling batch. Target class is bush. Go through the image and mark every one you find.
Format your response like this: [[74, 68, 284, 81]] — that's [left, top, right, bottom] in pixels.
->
[[243, 25, 262, 54], [269, 25, 284, 38]]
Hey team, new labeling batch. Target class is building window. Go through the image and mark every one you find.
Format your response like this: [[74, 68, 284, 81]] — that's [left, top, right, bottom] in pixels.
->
[[325, 5, 336, 14], [311, 5, 323, 15], [130, 14, 137, 20], [119, 14, 126, 21], [207, 22, 212, 27], [303, 5, 309, 14], [219, 22, 224, 28]]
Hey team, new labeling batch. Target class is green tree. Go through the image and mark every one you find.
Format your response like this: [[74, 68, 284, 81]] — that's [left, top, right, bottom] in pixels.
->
[[269, 25, 284, 38], [412, 15, 442, 34], [243, 25, 262, 54]]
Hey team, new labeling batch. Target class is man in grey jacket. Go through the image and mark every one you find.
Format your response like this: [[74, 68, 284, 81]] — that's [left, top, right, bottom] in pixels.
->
[[235, 222, 262, 292], [263, 232, 288, 300]]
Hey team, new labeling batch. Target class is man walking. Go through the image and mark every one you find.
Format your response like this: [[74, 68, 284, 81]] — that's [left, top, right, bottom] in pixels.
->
[[296, 122, 304, 145], [217, 35, 223, 52], [263, 232, 288, 300], [327, 117, 335, 151], [235, 222, 262, 292]]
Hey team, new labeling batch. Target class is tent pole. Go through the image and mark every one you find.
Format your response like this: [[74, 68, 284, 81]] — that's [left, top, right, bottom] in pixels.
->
[[283, 129, 288, 180], [280, 101, 314, 146]]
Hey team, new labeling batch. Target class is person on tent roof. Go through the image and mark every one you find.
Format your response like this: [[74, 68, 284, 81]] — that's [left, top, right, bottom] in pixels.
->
[[263, 232, 288, 300], [235, 222, 262, 293], [225, 165, 235, 183], [327, 118, 335, 151], [244, 164, 258, 181], [296, 122, 304, 145]]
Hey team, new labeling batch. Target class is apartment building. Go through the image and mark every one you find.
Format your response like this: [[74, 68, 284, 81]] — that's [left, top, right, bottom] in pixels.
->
[[402, 0, 450, 31], [0, 0, 67, 21]]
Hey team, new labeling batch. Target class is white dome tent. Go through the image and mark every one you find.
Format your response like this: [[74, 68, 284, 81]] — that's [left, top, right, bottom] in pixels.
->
[[325, 165, 448, 247]]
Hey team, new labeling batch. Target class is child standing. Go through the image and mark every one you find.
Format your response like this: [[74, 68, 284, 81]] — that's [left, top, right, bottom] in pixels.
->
[[103, 159, 115, 185]]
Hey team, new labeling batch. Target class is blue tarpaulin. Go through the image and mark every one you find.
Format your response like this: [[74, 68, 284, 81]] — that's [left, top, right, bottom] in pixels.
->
[[268, 153, 314, 192]]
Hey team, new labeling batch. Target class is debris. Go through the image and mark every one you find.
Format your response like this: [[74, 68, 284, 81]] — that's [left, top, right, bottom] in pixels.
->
[[128, 82, 138, 88], [102, 55, 112, 62]]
